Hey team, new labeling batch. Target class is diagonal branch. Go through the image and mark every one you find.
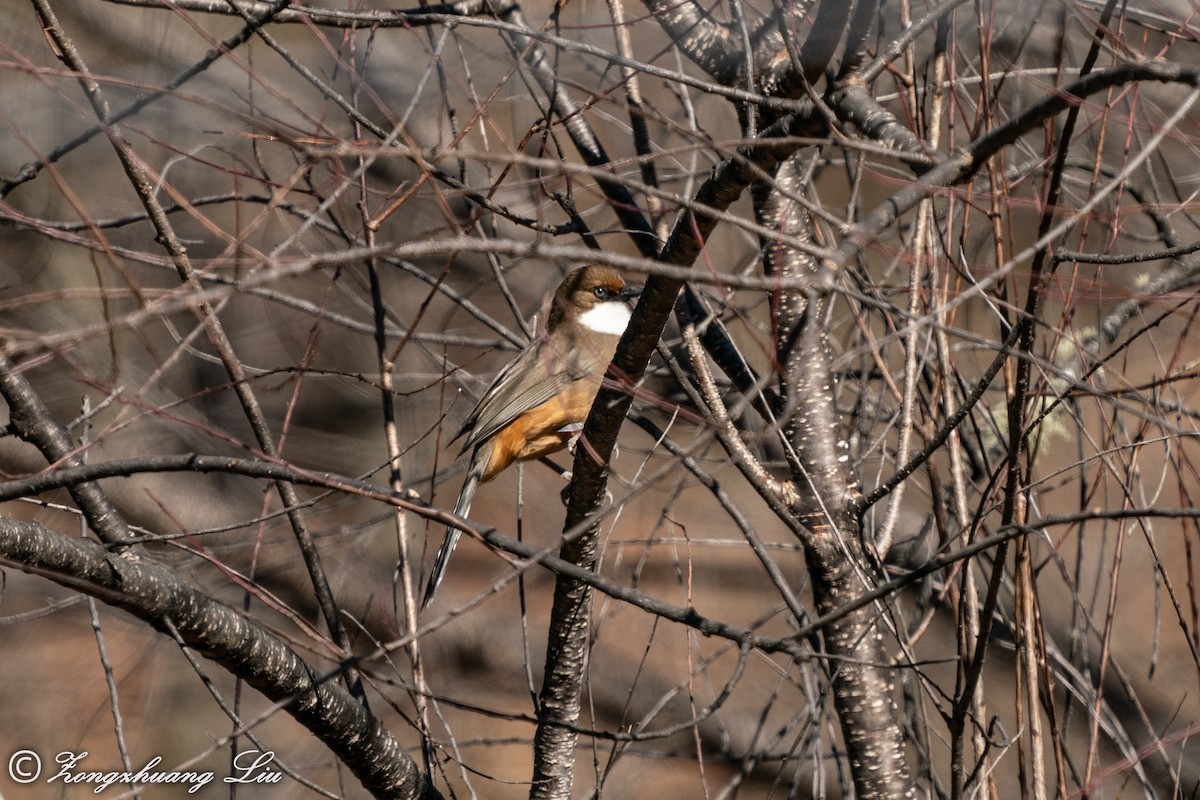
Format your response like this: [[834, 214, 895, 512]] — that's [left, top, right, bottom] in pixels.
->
[[0, 515, 435, 800], [0, 357, 134, 546]]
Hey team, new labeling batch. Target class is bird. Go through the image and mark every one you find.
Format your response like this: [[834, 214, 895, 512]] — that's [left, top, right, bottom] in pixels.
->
[[421, 265, 641, 609]]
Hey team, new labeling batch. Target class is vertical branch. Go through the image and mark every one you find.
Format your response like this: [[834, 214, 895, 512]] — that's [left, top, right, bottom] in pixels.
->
[[77, 397, 137, 794], [1014, 534, 1047, 800], [362, 185, 434, 776], [873, 207, 926, 559], [923, 15, 997, 793], [605, 0, 666, 235], [871, 0, 927, 561], [368, 255, 435, 765], [763, 153, 914, 800], [497, 3, 656, 791]]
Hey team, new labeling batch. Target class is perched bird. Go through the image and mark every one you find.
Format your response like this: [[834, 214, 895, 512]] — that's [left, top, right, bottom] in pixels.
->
[[422, 265, 641, 609]]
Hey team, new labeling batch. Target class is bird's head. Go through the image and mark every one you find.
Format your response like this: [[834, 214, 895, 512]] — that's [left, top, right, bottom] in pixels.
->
[[547, 265, 641, 335]]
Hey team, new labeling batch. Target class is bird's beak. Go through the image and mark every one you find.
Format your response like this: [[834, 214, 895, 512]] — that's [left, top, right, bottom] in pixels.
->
[[620, 284, 642, 301]]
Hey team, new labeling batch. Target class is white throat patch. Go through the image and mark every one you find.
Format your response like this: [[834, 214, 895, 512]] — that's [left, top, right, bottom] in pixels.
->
[[578, 301, 632, 336]]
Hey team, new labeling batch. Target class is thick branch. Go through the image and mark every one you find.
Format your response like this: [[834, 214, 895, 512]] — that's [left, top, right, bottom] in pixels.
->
[[758, 0, 851, 99], [640, 0, 742, 85], [761, 153, 912, 799], [0, 516, 433, 800]]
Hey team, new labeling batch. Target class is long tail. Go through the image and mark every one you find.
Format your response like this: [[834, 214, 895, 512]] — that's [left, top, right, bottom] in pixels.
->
[[422, 457, 483, 610]]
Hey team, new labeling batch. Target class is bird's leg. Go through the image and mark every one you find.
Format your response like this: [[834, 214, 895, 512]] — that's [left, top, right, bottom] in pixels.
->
[[556, 424, 617, 508], [563, 423, 621, 460], [557, 427, 580, 507]]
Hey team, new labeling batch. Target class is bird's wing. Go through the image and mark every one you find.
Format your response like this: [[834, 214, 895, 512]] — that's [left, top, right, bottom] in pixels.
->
[[458, 334, 611, 451], [458, 341, 557, 450]]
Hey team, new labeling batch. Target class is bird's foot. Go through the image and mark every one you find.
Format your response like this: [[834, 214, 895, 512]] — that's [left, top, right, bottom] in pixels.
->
[[562, 423, 584, 455], [564, 427, 620, 461]]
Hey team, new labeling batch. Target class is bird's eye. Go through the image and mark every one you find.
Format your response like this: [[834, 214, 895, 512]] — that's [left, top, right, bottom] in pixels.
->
[[593, 286, 613, 300]]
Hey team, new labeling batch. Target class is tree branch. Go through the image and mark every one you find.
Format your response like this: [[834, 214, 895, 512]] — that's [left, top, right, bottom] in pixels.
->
[[0, 515, 434, 799]]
